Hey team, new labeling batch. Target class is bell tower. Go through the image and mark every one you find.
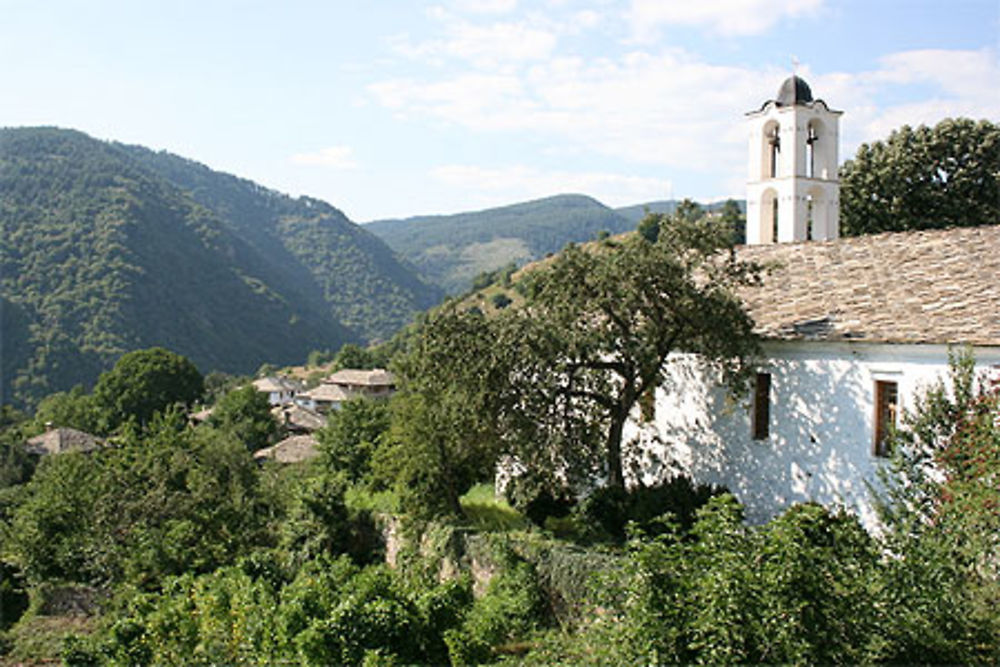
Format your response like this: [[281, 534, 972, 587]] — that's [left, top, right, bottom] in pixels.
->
[[745, 75, 842, 244]]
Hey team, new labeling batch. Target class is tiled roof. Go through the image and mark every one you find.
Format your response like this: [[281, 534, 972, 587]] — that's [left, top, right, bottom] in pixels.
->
[[736, 225, 1000, 346], [26, 428, 105, 456], [253, 376, 302, 393], [325, 368, 396, 387], [253, 435, 320, 464], [272, 404, 327, 432], [301, 383, 352, 402]]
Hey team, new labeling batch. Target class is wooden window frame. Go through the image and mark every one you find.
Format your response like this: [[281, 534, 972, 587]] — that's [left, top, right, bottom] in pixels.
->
[[873, 380, 899, 457], [752, 372, 771, 440]]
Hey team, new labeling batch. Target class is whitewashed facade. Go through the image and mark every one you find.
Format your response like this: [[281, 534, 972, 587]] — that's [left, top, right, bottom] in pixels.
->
[[624, 343, 1000, 529], [621, 76, 1000, 529]]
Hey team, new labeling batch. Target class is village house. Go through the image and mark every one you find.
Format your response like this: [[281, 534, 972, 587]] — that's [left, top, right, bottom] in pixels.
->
[[25, 427, 106, 456], [252, 375, 303, 406], [272, 402, 327, 434], [297, 368, 396, 413], [253, 434, 321, 464], [624, 76, 1000, 529]]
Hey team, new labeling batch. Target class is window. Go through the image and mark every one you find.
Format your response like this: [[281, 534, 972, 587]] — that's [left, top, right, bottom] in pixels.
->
[[806, 124, 818, 178], [768, 126, 780, 178], [873, 380, 899, 457], [752, 372, 771, 439], [771, 198, 779, 243]]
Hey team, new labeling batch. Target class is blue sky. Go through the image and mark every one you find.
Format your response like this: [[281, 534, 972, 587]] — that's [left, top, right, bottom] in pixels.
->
[[2, 0, 997, 221]]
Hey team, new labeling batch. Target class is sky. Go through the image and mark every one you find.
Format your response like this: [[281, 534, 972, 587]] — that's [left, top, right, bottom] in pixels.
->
[[2, 0, 997, 222]]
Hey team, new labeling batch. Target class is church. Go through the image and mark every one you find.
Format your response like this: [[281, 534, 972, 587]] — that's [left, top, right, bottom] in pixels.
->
[[624, 76, 1000, 529]]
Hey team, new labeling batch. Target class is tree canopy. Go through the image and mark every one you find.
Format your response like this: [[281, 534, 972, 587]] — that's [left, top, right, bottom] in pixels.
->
[[498, 209, 762, 490], [840, 118, 999, 236], [388, 206, 762, 516], [92, 347, 204, 430], [208, 384, 277, 452]]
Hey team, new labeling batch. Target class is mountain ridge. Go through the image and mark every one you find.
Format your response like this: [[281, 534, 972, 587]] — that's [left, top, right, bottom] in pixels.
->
[[0, 127, 441, 407], [366, 194, 638, 294]]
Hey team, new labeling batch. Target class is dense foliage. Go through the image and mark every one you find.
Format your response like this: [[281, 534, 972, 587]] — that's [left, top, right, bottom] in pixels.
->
[[0, 128, 441, 408], [840, 118, 1000, 235], [0, 343, 997, 665], [208, 384, 277, 452], [92, 347, 204, 431]]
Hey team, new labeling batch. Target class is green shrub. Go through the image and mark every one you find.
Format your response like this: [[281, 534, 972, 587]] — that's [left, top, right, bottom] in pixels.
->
[[564, 496, 884, 665], [447, 551, 545, 664], [502, 473, 574, 528], [0, 562, 29, 631], [573, 476, 728, 543], [318, 397, 389, 484]]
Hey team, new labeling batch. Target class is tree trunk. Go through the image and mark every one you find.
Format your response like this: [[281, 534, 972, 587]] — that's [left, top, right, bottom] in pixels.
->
[[605, 411, 626, 490]]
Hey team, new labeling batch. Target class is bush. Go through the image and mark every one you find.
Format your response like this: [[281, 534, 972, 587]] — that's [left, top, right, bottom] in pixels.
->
[[490, 292, 512, 310], [0, 561, 29, 630], [502, 472, 574, 528], [573, 476, 727, 543], [208, 384, 277, 451], [6, 413, 267, 587], [446, 551, 545, 664], [318, 397, 389, 484], [571, 496, 883, 664]]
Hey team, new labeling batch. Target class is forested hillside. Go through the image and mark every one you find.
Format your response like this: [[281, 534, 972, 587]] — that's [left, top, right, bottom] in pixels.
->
[[615, 199, 746, 223], [0, 128, 441, 407], [366, 194, 636, 294]]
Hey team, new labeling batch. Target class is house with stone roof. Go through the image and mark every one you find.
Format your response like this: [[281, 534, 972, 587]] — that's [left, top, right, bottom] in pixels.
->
[[253, 376, 303, 406], [324, 369, 396, 397], [272, 403, 327, 434], [297, 368, 396, 413], [624, 76, 1000, 529], [26, 427, 106, 456], [253, 434, 320, 464]]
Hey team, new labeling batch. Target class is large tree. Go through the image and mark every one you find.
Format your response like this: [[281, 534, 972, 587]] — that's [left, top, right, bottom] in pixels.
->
[[208, 384, 277, 452], [92, 347, 204, 431], [383, 208, 762, 516], [376, 309, 511, 517], [840, 118, 999, 236], [498, 210, 763, 490]]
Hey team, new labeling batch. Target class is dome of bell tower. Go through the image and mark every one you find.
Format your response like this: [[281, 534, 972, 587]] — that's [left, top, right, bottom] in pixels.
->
[[776, 75, 813, 106]]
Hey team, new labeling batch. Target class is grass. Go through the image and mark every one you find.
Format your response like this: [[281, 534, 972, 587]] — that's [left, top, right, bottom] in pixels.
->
[[344, 486, 401, 514], [460, 484, 530, 532], [2, 614, 96, 664]]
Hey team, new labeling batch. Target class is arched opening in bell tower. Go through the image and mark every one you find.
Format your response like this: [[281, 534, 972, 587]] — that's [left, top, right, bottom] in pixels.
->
[[760, 189, 779, 243], [806, 119, 824, 179], [761, 120, 781, 179], [808, 185, 827, 239]]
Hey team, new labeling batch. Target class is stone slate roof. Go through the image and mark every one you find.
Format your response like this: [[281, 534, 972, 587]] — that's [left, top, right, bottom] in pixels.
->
[[300, 383, 352, 402], [736, 225, 1000, 346], [272, 404, 327, 432], [253, 435, 320, 464], [325, 368, 396, 387], [253, 376, 303, 394], [26, 428, 105, 456]]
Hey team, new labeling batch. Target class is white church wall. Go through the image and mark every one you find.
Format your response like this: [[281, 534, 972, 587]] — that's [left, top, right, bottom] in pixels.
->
[[623, 341, 1000, 530]]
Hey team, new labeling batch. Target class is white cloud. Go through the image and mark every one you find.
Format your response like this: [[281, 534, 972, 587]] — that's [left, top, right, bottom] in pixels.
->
[[627, 0, 824, 39], [392, 13, 558, 67], [289, 146, 359, 169], [452, 0, 519, 14], [370, 40, 998, 201], [808, 48, 1000, 155], [431, 164, 670, 207], [371, 49, 775, 177]]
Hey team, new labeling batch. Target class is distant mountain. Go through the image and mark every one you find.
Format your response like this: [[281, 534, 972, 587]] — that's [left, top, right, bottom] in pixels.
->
[[0, 127, 441, 407], [366, 194, 636, 294], [615, 199, 746, 224]]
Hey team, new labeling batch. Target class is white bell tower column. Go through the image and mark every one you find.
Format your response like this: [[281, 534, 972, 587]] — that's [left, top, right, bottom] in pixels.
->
[[745, 75, 842, 244]]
